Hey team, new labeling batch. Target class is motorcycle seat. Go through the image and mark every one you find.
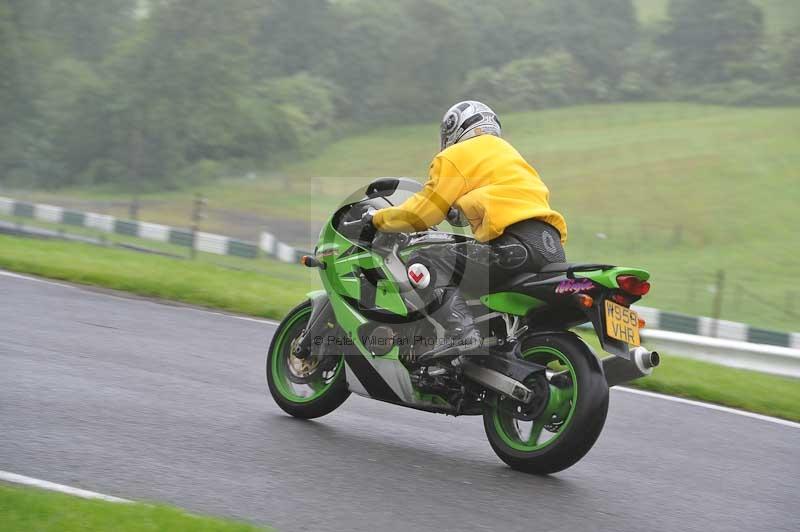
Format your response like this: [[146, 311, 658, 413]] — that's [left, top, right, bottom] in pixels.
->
[[488, 262, 615, 292]]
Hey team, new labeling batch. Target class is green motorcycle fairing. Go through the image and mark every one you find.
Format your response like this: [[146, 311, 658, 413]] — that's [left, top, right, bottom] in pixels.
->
[[303, 177, 650, 409]]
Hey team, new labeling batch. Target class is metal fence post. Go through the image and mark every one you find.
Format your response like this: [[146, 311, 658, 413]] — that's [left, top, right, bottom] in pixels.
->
[[710, 269, 725, 337], [190, 193, 207, 259]]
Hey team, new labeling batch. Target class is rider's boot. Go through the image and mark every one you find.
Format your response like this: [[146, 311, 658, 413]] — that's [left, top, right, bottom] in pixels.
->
[[417, 288, 481, 363]]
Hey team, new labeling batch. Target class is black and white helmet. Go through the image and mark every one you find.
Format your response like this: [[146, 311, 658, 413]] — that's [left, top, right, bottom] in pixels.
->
[[440, 100, 502, 151]]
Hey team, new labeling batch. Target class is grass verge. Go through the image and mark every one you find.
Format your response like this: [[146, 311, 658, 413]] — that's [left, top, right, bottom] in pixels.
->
[[1, 234, 797, 421], [578, 334, 800, 422], [0, 234, 316, 320], [0, 483, 268, 531], [625, 354, 800, 422]]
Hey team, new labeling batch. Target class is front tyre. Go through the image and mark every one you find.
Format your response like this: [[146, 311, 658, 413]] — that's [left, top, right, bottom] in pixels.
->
[[266, 301, 349, 418], [483, 333, 608, 474]]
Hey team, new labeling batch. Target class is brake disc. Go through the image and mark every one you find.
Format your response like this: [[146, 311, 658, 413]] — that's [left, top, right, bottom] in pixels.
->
[[286, 335, 322, 384]]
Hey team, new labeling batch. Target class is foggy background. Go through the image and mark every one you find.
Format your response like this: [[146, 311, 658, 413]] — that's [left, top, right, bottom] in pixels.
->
[[1, 0, 798, 331]]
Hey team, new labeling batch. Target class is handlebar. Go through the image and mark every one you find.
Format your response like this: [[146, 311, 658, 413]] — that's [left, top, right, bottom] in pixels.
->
[[343, 207, 376, 227], [338, 207, 378, 242], [340, 217, 363, 229]]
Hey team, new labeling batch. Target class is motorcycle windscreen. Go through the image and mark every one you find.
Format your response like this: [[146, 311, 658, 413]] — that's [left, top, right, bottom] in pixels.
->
[[363, 177, 422, 205]]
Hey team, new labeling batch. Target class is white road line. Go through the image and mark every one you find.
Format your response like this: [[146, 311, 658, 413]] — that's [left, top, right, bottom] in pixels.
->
[[0, 270, 77, 289], [0, 269, 280, 326], [185, 307, 280, 326], [614, 387, 800, 429], [0, 471, 132, 503]]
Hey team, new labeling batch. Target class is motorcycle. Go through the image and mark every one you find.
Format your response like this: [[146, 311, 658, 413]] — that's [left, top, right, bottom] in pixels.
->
[[266, 178, 659, 474]]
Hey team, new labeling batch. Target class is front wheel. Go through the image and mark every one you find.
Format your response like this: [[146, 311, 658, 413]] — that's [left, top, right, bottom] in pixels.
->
[[266, 301, 349, 418], [483, 333, 609, 474]]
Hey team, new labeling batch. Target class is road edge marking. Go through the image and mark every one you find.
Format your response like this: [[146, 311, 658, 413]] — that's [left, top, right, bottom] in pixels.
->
[[0, 269, 280, 326], [614, 387, 800, 429], [0, 270, 77, 289], [0, 470, 132, 503]]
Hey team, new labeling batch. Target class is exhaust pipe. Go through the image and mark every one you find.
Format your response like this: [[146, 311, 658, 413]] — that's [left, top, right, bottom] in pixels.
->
[[602, 347, 660, 387]]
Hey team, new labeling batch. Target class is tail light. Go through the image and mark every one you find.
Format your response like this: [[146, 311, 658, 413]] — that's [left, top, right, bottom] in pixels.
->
[[611, 293, 631, 306], [616, 275, 650, 296]]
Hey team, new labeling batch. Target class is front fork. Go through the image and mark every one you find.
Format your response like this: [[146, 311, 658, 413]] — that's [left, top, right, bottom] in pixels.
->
[[292, 293, 336, 360]]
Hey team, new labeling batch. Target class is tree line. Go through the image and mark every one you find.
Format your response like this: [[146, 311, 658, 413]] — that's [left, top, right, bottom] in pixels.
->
[[1, 0, 797, 190]]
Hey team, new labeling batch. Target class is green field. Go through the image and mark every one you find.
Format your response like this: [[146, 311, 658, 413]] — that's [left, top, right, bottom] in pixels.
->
[[0, 483, 268, 532], [17, 103, 800, 331], [1, 234, 798, 421]]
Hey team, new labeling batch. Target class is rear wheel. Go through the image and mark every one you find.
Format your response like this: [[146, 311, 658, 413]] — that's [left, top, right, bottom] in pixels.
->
[[483, 333, 608, 474], [266, 301, 349, 418]]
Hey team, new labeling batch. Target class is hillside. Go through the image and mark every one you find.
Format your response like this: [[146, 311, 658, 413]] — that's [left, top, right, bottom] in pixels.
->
[[14, 103, 800, 331], [281, 103, 798, 332]]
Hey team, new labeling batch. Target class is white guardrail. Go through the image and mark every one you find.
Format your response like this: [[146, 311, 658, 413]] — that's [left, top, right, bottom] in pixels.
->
[[0, 195, 307, 262], [640, 329, 800, 378]]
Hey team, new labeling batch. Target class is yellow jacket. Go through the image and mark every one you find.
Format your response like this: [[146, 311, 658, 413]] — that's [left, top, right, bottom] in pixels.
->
[[373, 135, 567, 243]]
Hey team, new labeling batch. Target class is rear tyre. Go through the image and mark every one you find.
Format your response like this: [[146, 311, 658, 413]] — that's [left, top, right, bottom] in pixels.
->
[[266, 301, 349, 418], [482, 333, 608, 474]]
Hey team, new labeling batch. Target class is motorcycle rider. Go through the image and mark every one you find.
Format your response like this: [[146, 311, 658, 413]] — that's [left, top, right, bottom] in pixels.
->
[[367, 101, 568, 358]]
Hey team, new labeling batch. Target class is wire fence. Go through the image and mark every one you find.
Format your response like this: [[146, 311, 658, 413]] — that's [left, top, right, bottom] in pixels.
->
[[559, 215, 796, 332]]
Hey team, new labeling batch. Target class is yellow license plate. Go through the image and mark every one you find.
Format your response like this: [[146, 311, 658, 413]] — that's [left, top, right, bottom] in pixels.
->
[[604, 300, 640, 346]]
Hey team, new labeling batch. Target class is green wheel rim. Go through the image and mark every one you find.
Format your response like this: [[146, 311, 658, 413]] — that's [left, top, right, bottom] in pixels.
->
[[270, 307, 343, 403], [491, 346, 578, 452]]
